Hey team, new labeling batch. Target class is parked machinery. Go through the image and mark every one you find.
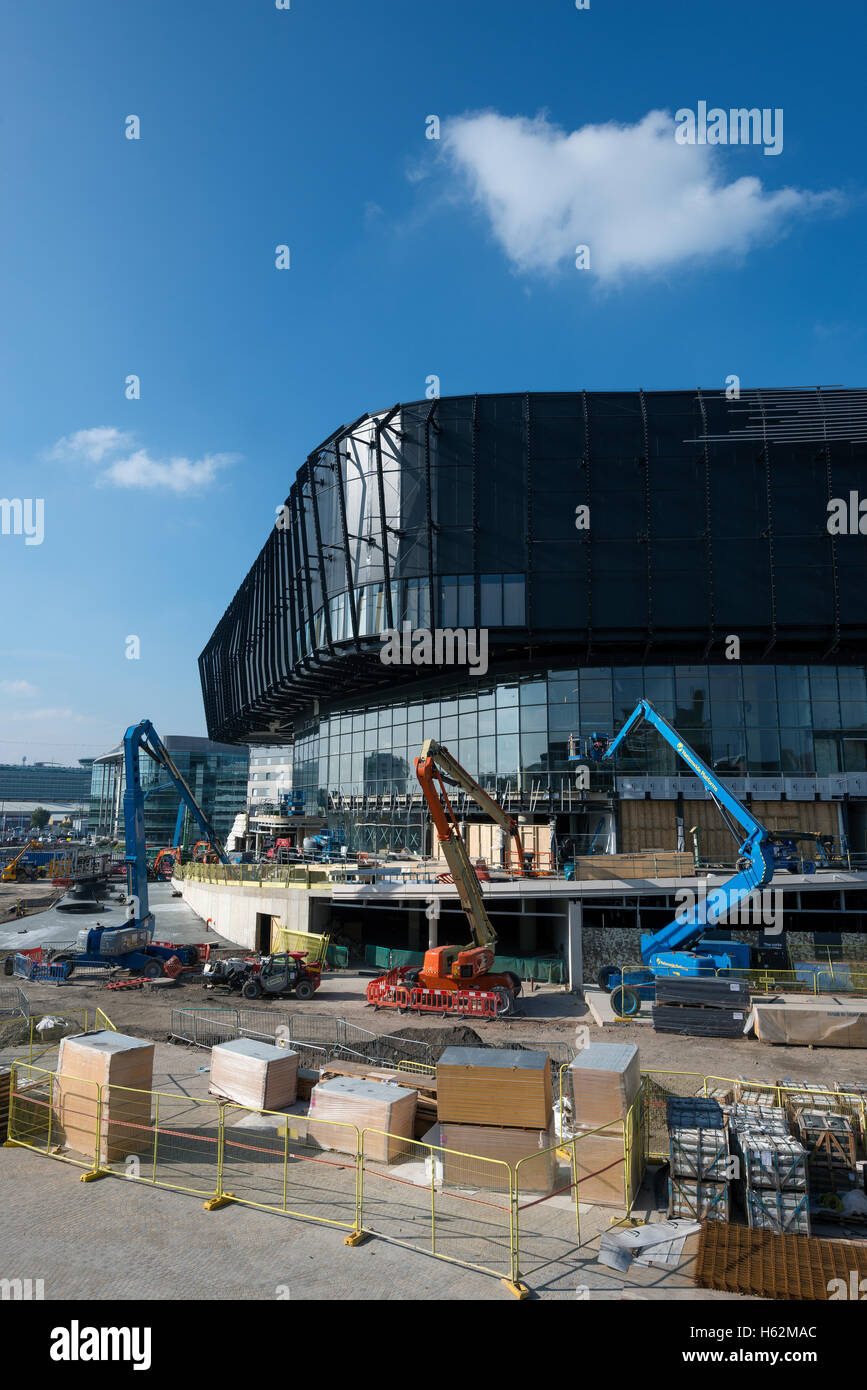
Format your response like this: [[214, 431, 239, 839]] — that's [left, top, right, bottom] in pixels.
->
[[366, 738, 523, 1019], [203, 950, 320, 1001]]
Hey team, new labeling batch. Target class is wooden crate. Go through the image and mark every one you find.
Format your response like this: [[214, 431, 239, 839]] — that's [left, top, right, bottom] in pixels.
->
[[569, 1043, 641, 1129], [436, 1121, 558, 1194]]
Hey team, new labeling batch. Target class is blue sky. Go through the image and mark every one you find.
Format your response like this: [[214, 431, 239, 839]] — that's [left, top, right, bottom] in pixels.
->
[[1, 0, 865, 763]]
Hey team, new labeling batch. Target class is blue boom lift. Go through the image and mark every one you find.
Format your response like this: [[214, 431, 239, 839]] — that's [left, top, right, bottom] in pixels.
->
[[596, 699, 778, 1016], [67, 720, 228, 977]]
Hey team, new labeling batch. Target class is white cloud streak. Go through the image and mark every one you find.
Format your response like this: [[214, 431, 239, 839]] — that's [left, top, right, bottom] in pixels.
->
[[47, 429, 239, 495]]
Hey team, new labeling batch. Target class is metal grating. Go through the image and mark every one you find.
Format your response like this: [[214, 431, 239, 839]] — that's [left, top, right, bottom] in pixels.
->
[[696, 1221, 867, 1300]]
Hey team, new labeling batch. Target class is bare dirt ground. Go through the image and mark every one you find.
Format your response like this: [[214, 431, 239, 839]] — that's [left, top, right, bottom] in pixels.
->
[[14, 965, 867, 1089], [0, 879, 64, 924]]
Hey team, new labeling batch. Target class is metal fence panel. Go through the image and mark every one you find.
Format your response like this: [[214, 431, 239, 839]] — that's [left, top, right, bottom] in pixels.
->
[[99, 1085, 222, 1198], [221, 1106, 360, 1230]]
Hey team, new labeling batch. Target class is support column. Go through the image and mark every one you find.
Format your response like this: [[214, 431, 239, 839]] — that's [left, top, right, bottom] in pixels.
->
[[518, 907, 536, 956], [567, 898, 583, 994]]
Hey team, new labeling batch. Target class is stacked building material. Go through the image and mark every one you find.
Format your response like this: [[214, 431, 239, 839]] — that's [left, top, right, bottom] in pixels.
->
[[666, 1097, 731, 1223], [434, 1047, 556, 1195], [209, 1038, 299, 1110], [696, 1222, 867, 1300], [795, 1109, 857, 1197], [319, 1059, 437, 1137], [652, 976, 749, 1038], [568, 1043, 642, 1207], [308, 1075, 417, 1163], [55, 1031, 154, 1162], [729, 1100, 810, 1235]]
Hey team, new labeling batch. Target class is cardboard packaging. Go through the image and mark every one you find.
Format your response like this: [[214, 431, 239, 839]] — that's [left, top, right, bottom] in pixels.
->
[[209, 1037, 299, 1110], [55, 1030, 154, 1162], [308, 1076, 417, 1162], [569, 1043, 641, 1130], [436, 1047, 552, 1129], [574, 1122, 641, 1208], [749, 1001, 867, 1048], [435, 1121, 558, 1194]]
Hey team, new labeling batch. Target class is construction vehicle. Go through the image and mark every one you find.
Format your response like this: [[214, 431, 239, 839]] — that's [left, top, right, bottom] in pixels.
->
[[51, 720, 228, 978], [594, 699, 786, 1015], [366, 739, 524, 1019], [1, 840, 40, 883], [203, 950, 320, 1000]]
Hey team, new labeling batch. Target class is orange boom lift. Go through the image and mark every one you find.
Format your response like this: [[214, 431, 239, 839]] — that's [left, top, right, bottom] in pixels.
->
[[366, 738, 525, 1018]]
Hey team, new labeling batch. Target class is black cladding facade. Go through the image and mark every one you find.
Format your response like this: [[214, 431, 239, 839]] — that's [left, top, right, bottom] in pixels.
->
[[199, 389, 867, 745]]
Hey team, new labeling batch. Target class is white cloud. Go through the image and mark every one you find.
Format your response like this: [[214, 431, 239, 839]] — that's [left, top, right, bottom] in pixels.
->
[[0, 679, 37, 695], [48, 427, 133, 464], [47, 428, 239, 494], [7, 707, 91, 723], [99, 449, 238, 495], [440, 109, 840, 281]]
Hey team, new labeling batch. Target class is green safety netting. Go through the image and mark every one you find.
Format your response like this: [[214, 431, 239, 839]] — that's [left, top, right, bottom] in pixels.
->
[[362, 944, 564, 983]]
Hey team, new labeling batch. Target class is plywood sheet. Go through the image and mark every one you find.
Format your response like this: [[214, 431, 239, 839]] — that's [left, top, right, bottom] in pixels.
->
[[436, 1047, 552, 1128]]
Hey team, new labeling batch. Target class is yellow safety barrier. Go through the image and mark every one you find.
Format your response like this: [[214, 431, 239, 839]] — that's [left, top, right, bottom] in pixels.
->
[[97, 1084, 224, 1199], [220, 1105, 362, 1230], [358, 1127, 519, 1291], [5, 1062, 101, 1174]]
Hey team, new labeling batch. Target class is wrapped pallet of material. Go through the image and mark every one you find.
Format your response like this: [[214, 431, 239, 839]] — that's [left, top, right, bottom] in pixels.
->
[[574, 1116, 641, 1208], [569, 1043, 641, 1130], [209, 1038, 299, 1110], [669, 1176, 730, 1223], [55, 1031, 154, 1162], [737, 1133, 808, 1192], [436, 1048, 552, 1129], [308, 1076, 416, 1163], [436, 1121, 558, 1194], [745, 1187, 811, 1236]]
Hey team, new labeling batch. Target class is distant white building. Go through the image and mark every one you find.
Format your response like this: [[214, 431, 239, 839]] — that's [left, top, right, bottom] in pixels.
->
[[247, 745, 293, 809]]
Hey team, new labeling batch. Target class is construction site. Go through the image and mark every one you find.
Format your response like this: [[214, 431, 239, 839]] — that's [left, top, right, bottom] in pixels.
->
[[2, 707, 867, 1308]]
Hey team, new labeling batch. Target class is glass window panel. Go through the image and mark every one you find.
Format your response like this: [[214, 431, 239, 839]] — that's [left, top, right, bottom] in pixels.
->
[[743, 701, 778, 727], [838, 669, 867, 701], [497, 734, 519, 777], [778, 701, 811, 726], [712, 728, 747, 772], [520, 704, 548, 733], [746, 728, 781, 772], [503, 575, 525, 625], [742, 668, 777, 701], [843, 738, 867, 772], [520, 731, 549, 770], [478, 709, 497, 736], [775, 666, 809, 701], [548, 701, 578, 731], [440, 575, 457, 627], [814, 735, 842, 774], [478, 737, 497, 780], [456, 740, 478, 776], [497, 684, 519, 707], [841, 701, 867, 729], [459, 713, 478, 738], [780, 728, 815, 773], [809, 670, 839, 701], [458, 575, 474, 627], [496, 706, 519, 734], [480, 575, 502, 627], [811, 701, 840, 731], [520, 679, 547, 705], [580, 703, 612, 727], [440, 717, 458, 741]]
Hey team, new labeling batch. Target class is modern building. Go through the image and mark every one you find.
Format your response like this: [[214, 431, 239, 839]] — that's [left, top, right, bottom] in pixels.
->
[[247, 745, 294, 810], [199, 389, 867, 864], [0, 759, 93, 808], [89, 736, 248, 848]]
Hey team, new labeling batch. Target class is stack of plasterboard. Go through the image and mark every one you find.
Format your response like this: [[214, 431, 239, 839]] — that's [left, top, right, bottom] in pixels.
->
[[55, 1031, 154, 1162], [434, 1047, 556, 1195], [568, 1043, 642, 1208], [436, 1048, 552, 1128], [307, 1076, 417, 1163], [435, 1121, 557, 1193], [209, 1038, 299, 1110]]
